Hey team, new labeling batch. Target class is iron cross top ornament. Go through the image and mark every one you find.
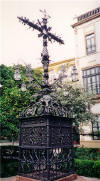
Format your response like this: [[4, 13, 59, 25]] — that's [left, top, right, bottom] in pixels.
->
[[17, 9, 64, 88], [17, 10, 68, 117]]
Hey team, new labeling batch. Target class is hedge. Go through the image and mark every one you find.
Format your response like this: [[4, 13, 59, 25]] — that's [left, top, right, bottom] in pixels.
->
[[0, 159, 18, 177], [0, 146, 19, 177], [75, 147, 100, 160], [93, 161, 100, 178], [75, 159, 100, 178]]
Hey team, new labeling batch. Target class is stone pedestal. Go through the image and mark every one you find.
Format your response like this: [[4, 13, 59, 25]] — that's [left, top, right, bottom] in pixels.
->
[[16, 174, 77, 181], [16, 175, 40, 181]]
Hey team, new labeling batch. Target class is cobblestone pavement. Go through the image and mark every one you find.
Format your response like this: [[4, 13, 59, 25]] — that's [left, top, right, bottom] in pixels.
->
[[0, 176, 100, 181]]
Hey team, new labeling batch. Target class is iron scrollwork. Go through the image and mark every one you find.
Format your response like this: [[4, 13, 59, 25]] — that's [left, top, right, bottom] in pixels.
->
[[17, 10, 74, 181]]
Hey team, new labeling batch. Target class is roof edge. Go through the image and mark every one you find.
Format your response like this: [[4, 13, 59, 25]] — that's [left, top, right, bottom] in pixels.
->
[[72, 12, 100, 28]]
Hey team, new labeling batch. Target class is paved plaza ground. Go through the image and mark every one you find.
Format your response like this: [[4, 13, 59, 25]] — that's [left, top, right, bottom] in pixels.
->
[[74, 176, 100, 181], [0, 176, 100, 181], [0, 177, 16, 181]]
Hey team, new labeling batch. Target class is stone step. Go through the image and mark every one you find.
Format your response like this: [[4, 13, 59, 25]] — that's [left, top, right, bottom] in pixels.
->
[[16, 174, 77, 181]]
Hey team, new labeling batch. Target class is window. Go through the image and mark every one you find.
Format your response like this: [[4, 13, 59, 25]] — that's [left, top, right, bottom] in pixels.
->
[[85, 33, 96, 55], [92, 116, 100, 140], [82, 66, 100, 94]]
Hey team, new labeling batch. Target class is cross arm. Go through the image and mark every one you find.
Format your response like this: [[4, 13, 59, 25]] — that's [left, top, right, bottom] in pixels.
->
[[48, 32, 64, 44], [17, 17, 42, 33]]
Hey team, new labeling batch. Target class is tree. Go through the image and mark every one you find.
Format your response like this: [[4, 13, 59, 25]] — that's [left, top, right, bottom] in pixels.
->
[[54, 83, 96, 143], [55, 83, 96, 133], [0, 64, 96, 141], [0, 64, 42, 141], [56, 84, 96, 123]]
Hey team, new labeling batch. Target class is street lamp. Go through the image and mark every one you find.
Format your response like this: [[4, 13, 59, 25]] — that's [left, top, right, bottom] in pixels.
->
[[14, 65, 21, 81], [21, 81, 27, 92], [71, 65, 78, 82]]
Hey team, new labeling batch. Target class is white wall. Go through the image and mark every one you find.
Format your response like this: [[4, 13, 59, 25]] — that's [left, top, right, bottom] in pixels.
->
[[74, 16, 100, 142], [75, 17, 100, 68], [96, 20, 100, 52], [74, 17, 100, 86]]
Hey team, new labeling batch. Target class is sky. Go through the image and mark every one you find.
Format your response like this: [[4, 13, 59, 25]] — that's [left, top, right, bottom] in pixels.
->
[[0, 0, 100, 68]]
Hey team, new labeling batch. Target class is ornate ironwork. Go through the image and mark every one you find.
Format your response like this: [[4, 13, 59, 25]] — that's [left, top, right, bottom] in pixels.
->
[[19, 116, 74, 181], [20, 90, 72, 117], [17, 9, 64, 88], [16, 10, 66, 118], [17, 10, 74, 181]]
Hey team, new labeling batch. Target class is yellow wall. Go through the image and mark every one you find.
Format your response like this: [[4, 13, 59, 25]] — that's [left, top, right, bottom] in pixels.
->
[[35, 58, 75, 72]]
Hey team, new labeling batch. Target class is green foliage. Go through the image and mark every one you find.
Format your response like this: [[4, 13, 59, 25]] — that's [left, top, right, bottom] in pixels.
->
[[0, 64, 42, 141], [75, 159, 100, 178], [0, 64, 96, 141], [74, 148, 100, 177], [75, 147, 100, 160], [0, 146, 19, 178], [75, 159, 94, 177], [93, 161, 100, 178], [1, 159, 18, 177], [62, 148, 100, 178], [56, 84, 96, 125]]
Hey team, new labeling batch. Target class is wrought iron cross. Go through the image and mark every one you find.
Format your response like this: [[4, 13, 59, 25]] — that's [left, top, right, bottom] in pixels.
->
[[17, 10, 64, 90]]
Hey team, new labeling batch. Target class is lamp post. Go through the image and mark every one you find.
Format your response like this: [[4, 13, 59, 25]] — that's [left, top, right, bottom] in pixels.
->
[[71, 65, 78, 82]]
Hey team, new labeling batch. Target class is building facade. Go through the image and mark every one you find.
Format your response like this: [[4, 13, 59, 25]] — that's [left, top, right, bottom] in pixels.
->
[[72, 7, 100, 148]]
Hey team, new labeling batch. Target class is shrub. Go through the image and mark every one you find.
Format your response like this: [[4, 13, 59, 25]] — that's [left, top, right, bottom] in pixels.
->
[[75, 159, 100, 178], [75, 159, 94, 177], [93, 161, 100, 178], [0, 146, 19, 177], [0, 159, 18, 177], [75, 148, 100, 160]]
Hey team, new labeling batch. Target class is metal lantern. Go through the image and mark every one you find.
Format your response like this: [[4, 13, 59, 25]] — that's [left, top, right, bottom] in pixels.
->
[[14, 65, 21, 81], [71, 65, 78, 82]]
